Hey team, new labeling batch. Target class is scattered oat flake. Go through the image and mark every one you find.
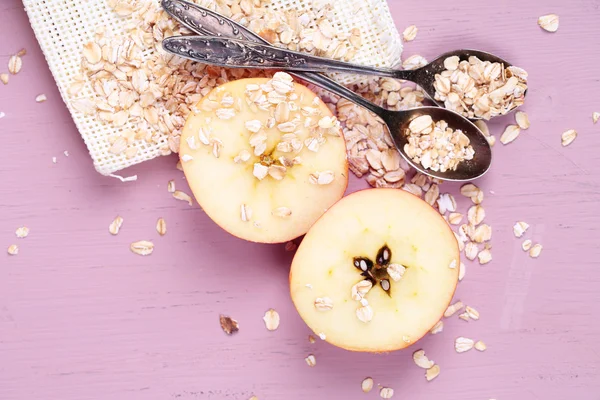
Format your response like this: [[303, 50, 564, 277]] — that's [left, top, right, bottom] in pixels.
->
[[465, 242, 479, 260], [529, 243, 543, 258], [465, 306, 480, 320], [437, 193, 457, 214], [356, 305, 374, 323], [240, 204, 253, 222], [444, 301, 464, 317], [167, 180, 176, 193], [305, 354, 316, 367], [71, 98, 95, 115], [459, 262, 466, 281], [424, 184, 440, 206], [475, 120, 489, 136], [402, 54, 428, 70], [156, 217, 167, 236], [253, 163, 269, 180], [173, 190, 193, 206], [500, 125, 520, 144], [8, 55, 22, 74], [7, 244, 19, 255], [308, 335, 316, 344], [426, 364, 440, 381], [458, 312, 470, 322], [362, 377, 374, 393], [108, 216, 124, 235], [219, 314, 239, 335], [83, 41, 101, 63], [413, 349, 435, 369], [316, 170, 335, 185], [15, 227, 29, 238], [475, 340, 487, 351], [513, 221, 529, 237], [455, 336, 475, 353], [471, 189, 484, 204], [478, 249, 492, 265], [0, 73, 8, 84], [515, 111, 530, 129], [426, 321, 442, 336], [35, 94, 47, 103], [318, 332, 326, 340], [314, 297, 334, 311], [468, 205, 485, 225], [380, 387, 394, 399], [538, 14, 559, 32], [561, 129, 577, 146], [460, 183, 480, 198], [263, 308, 280, 331], [386, 264, 405, 282], [216, 108, 236, 120], [593, 112, 599, 124], [448, 212, 463, 225], [402, 25, 418, 41], [130, 240, 154, 256], [522, 239, 533, 251]]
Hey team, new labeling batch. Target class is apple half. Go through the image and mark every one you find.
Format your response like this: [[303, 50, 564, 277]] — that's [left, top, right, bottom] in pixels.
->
[[290, 188, 460, 352], [179, 73, 348, 243]]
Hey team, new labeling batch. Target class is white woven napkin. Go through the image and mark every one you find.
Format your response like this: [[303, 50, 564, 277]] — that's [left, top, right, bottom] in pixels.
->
[[22, 0, 403, 177]]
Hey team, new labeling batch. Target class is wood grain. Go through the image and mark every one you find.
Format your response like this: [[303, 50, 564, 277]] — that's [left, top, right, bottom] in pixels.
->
[[1, 0, 600, 399]]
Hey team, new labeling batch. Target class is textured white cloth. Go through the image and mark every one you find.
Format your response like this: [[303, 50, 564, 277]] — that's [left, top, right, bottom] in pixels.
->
[[22, 0, 403, 177]]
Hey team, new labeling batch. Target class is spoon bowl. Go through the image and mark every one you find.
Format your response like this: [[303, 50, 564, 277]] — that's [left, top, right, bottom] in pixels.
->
[[410, 48, 528, 120], [384, 106, 492, 181]]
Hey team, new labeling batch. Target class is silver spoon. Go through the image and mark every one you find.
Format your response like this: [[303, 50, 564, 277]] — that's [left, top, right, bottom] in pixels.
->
[[161, 34, 527, 121], [160, 0, 492, 181]]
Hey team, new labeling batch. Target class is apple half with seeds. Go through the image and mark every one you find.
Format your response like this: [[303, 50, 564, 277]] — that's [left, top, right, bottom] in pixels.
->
[[179, 72, 348, 243], [290, 188, 460, 352]]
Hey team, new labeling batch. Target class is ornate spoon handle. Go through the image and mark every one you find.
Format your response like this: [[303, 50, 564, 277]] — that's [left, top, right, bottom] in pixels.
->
[[160, 0, 389, 115], [162, 35, 412, 81]]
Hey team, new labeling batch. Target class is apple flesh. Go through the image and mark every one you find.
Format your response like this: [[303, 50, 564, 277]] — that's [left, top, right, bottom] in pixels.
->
[[179, 73, 348, 243], [289, 188, 460, 352]]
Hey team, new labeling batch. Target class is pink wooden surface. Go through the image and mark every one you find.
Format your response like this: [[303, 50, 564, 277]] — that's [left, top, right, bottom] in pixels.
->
[[1, 0, 600, 399]]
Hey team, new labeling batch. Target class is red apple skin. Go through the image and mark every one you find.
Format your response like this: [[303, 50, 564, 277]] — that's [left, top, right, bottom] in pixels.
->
[[289, 187, 460, 353]]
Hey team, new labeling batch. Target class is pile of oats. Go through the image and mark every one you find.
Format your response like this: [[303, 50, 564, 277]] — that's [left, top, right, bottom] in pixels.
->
[[403, 115, 475, 172], [69, 0, 427, 191], [71, 0, 364, 159], [433, 55, 528, 120], [331, 78, 425, 189]]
